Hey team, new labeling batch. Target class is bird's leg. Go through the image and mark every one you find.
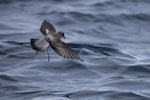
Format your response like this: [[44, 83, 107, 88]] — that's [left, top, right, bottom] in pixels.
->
[[35, 51, 38, 56], [47, 48, 50, 62]]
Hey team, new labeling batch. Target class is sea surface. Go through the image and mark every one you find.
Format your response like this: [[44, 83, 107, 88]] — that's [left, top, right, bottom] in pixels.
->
[[0, 0, 150, 100]]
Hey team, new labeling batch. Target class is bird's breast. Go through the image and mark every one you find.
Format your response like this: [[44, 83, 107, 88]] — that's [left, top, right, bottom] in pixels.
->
[[47, 34, 59, 42]]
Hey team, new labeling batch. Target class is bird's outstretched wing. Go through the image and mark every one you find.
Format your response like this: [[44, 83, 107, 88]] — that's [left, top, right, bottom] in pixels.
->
[[51, 40, 80, 59], [31, 38, 39, 51], [40, 20, 56, 36], [30, 38, 49, 52]]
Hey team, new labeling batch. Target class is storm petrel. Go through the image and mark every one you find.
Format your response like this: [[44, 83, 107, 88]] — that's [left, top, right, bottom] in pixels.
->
[[31, 20, 80, 61]]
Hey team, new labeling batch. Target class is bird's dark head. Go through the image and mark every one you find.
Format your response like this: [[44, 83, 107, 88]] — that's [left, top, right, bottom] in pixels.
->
[[58, 32, 65, 39]]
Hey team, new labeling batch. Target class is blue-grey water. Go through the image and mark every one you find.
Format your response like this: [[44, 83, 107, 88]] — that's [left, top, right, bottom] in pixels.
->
[[0, 0, 150, 100]]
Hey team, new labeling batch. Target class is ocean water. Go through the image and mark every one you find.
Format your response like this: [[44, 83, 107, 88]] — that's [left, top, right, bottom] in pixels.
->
[[0, 0, 150, 100]]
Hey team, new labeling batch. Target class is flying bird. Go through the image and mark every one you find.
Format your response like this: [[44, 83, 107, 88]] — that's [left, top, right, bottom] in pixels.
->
[[30, 20, 80, 61]]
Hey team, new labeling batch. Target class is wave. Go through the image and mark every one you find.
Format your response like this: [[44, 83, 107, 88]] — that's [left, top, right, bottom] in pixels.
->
[[64, 90, 150, 100], [91, 0, 150, 7], [68, 43, 134, 59], [122, 65, 150, 75], [0, 0, 150, 100], [0, 75, 17, 82], [37, 11, 150, 26]]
